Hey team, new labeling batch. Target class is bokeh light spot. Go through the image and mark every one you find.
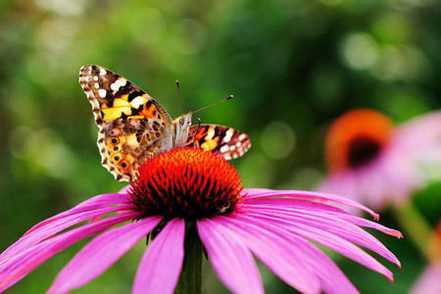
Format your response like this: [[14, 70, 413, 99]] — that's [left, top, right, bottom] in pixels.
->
[[260, 121, 296, 160], [341, 32, 379, 70]]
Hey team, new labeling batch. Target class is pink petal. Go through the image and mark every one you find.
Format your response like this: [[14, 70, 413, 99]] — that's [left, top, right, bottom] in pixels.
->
[[212, 216, 321, 294], [242, 197, 348, 213], [395, 111, 441, 151], [412, 264, 441, 294], [219, 213, 358, 294], [242, 204, 400, 266], [48, 216, 161, 293], [241, 199, 402, 238], [197, 219, 263, 294], [26, 193, 131, 235], [241, 211, 395, 281], [242, 188, 379, 219], [318, 159, 414, 210], [119, 185, 131, 193], [133, 219, 185, 294], [391, 112, 441, 196], [0, 204, 134, 261], [1, 193, 134, 261], [0, 212, 136, 292]]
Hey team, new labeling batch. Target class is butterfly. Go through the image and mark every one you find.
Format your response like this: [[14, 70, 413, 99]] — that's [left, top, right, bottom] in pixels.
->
[[79, 64, 251, 182]]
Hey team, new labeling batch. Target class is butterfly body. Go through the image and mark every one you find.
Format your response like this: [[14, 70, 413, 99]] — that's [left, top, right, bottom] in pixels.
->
[[79, 65, 251, 182]]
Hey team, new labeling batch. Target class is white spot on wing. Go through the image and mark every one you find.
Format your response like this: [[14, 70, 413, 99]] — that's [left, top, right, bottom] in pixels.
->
[[99, 68, 107, 76], [98, 89, 107, 98], [130, 96, 147, 109], [110, 78, 127, 93], [223, 128, 234, 143], [238, 134, 247, 141], [220, 145, 229, 153]]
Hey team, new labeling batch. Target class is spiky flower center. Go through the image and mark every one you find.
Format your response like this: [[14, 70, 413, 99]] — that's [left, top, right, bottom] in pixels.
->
[[129, 148, 243, 219], [326, 109, 394, 172]]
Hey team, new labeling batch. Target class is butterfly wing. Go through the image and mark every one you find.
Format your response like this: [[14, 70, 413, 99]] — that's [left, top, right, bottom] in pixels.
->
[[188, 124, 251, 160], [79, 64, 173, 181]]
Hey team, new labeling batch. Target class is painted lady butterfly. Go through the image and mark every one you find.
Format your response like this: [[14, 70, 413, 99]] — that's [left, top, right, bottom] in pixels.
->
[[79, 65, 251, 182]]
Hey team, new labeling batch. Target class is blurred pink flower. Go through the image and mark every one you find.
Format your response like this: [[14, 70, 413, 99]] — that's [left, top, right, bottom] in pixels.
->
[[412, 264, 441, 294], [319, 109, 441, 210], [0, 148, 401, 294], [412, 224, 441, 294]]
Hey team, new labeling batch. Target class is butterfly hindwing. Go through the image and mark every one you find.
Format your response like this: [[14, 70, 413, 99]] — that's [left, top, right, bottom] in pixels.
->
[[79, 65, 173, 181], [189, 124, 251, 160]]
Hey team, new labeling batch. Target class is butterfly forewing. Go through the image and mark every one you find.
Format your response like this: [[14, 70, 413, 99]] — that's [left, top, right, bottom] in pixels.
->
[[79, 65, 173, 182], [189, 124, 251, 160]]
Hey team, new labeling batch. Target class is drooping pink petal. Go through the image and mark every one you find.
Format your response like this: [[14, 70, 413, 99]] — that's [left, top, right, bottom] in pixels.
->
[[318, 159, 416, 210], [239, 211, 395, 281], [211, 215, 321, 294], [0, 212, 136, 292], [0, 203, 134, 261], [218, 213, 359, 294], [241, 198, 402, 238], [241, 203, 400, 266], [133, 219, 185, 294], [25, 193, 131, 235], [241, 197, 348, 213], [197, 219, 263, 294], [48, 216, 161, 293], [242, 188, 379, 219]]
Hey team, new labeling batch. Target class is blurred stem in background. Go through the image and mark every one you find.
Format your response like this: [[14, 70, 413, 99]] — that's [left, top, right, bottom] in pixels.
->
[[176, 222, 202, 294], [393, 201, 432, 261]]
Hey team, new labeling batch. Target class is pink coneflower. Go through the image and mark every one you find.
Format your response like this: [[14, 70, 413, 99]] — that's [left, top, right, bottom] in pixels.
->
[[412, 224, 441, 294], [1, 148, 401, 293], [319, 109, 441, 210]]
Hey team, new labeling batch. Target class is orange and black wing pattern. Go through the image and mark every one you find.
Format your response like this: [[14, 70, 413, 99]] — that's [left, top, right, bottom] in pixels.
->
[[79, 64, 173, 181], [189, 124, 251, 160]]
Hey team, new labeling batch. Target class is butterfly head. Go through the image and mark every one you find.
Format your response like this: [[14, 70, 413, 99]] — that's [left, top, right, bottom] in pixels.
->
[[173, 112, 193, 146]]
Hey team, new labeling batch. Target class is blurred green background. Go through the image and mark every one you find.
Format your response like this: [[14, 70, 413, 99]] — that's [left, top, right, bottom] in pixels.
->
[[1, 0, 441, 293]]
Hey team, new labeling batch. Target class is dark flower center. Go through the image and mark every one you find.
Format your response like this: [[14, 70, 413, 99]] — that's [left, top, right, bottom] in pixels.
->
[[129, 148, 243, 219], [326, 109, 394, 172], [347, 136, 381, 169]]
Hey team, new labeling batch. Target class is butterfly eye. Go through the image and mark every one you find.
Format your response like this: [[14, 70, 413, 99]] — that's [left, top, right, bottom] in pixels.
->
[[179, 117, 186, 126]]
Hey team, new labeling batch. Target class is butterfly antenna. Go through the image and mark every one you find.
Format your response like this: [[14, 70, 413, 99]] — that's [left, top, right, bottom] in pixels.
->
[[194, 116, 202, 133], [176, 80, 183, 110], [192, 94, 235, 114]]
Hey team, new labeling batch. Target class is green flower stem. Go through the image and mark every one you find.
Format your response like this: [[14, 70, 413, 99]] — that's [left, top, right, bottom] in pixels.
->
[[176, 222, 203, 294], [392, 201, 432, 260]]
